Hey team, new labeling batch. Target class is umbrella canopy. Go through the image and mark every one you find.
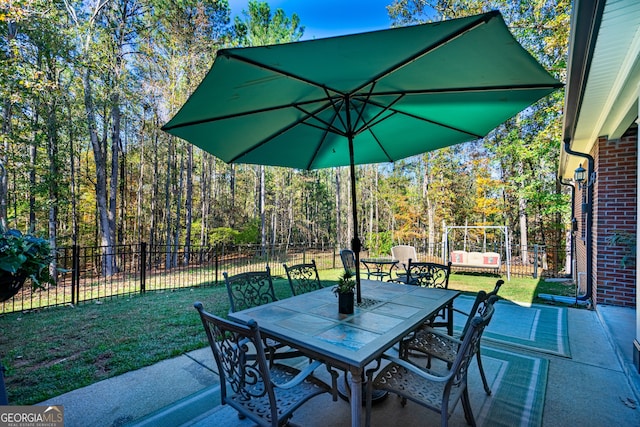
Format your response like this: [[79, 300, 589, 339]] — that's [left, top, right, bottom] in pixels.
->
[[163, 10, 562, 302]]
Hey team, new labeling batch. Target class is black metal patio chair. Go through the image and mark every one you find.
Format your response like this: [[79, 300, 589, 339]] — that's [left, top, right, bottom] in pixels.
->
[[400, 281, 503, 395], [365, 297, 497, 427], [340, 248, 357, 276], [224, 267, 279, 313], [194, 302, 337, 427], [283, 260, 323, 296], [224, 267, 303, 363], [397, 261, 453, 333]]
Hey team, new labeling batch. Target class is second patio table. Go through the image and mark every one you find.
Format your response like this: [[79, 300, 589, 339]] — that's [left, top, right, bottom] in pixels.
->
[[228, 279, 459, 427], [360, 257, 398, 281]]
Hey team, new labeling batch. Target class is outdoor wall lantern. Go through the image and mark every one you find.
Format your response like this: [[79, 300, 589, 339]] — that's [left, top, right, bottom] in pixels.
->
[[574, 163, 587, 188]]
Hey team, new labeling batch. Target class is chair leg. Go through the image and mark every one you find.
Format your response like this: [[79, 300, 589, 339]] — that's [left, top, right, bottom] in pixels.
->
[[476, 349, 492, 395], [461, 388, 476, 427], [440, 397, 449, 427]]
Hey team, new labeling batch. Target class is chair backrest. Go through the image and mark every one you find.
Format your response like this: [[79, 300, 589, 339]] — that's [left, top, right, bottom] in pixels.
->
[[488, 279, 504, 298], [450, 297, 496, 387], [391, 245, 417, 269], [459, 279, 502, 338], [406, 261, 451, 288], [457, 290, 487, 337], [194, 302, 277, 421], [340, 249, 356, 276], [224, 267, 277, 313], [283, 260, 322, 296]]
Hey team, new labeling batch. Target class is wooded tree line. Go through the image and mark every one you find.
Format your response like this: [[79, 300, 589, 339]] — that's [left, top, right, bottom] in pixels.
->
[[0, 0, 570, 270]]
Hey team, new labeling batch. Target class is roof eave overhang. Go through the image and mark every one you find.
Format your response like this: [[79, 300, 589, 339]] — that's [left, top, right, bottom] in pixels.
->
[[560, 0, 640, 180], [559, 0, 607, 180]]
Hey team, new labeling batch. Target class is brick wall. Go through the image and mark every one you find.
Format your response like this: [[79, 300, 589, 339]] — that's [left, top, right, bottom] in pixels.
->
[[593, 125, 637, 307]]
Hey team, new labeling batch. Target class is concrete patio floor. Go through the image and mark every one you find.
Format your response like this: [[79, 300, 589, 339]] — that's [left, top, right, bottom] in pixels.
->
[[40, 304, 640, 427]]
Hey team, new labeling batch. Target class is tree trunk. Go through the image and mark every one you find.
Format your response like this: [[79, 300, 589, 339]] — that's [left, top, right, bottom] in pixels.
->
[[84, 69, 115, 275], [286, 171, 293, 248], [199, 154, 210, 246], [173, 150, 184, 268], [0, 100, 10, 226], [185, 143, 193, 265], [108, 94, 120, 274], [66, 98, 78, 244], [425, 157, 435, 256], [230, 164, 236, 227], [47, 102, 59, 284], [518, 161, 529, 265], [0, 16, 17, 226], [135, 117, 146, 242], [118, 119, 126, 245], [260, 165, 266, 256], [150, 121, 159, 251], [29, 111, 38, 227], [335, 168, 342, 247], [109, 94, 120, 247], [368, 167, 374, 250], [164, 137, 173, 269]]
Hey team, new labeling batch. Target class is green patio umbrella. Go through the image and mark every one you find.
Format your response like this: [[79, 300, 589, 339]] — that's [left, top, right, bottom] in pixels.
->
[[162, 10, 562, 303]]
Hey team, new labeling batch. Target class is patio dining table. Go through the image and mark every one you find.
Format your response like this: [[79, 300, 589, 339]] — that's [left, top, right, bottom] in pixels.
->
[[228, 279, 459, 427]]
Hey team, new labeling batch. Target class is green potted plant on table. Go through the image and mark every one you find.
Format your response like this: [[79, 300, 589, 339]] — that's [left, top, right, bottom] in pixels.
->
[[0, 226, 56, 302], [333, 270, 356, 314]]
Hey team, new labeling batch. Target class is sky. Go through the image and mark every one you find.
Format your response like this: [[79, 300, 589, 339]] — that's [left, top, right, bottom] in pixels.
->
[[227, 0, 395, 40]]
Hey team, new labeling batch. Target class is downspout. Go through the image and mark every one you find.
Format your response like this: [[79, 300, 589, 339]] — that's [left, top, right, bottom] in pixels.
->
[[563, 139, 594, 303], [540, 178, 589, 306]]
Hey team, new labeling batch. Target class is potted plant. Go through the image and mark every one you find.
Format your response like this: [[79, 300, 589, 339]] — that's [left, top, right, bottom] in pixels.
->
[[333, 270, 356, 314], [0, 225, 56, 302]]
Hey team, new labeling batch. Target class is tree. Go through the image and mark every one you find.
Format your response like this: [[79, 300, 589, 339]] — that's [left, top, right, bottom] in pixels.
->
[[231, 0, 303, 253], [232, 0, 304, 47], [142, 0, 231, 264]]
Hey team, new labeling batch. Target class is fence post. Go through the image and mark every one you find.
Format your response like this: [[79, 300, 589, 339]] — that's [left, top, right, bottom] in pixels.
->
[[140, 242, 147, 293], [533, 244, 539, 279], [333, 247, 336, 269], [72, 244, 80, 305], [215, 249, 219, 285], [0, 364, 7, 405]]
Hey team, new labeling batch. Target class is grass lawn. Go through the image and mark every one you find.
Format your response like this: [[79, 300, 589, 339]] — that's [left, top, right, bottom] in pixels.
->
[[0, 270, 576, 405]]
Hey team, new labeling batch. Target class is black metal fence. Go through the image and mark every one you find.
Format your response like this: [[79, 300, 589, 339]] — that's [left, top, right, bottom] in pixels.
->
[[0, 242, 567, 314]]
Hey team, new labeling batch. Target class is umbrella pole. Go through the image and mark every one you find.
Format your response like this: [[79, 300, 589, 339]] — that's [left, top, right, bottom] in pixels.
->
[[347, 133, 363, 304]]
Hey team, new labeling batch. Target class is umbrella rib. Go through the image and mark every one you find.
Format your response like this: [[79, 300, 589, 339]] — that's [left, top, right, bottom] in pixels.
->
[[323, 88, 351, 135], [219, 50, 346, 96], [394, 107, 483, 138], [227, 99, 343, 164], [294, 100, 347, 137], [367, 82, 565, 97], [305, 125, 333, 170], [366, 127, 395, 163], [162, 96, 343, 131], [349, 11, 499, 97], [365, 98, 484, 139], [350, 89, 406, 136], [350, 81, 385, 134], [302, 94, 350, 169]]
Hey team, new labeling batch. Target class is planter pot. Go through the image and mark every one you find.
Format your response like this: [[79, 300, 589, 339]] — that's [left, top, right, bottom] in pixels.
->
[[0, 272, 28, 303], [338, 292, 354, 314]]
